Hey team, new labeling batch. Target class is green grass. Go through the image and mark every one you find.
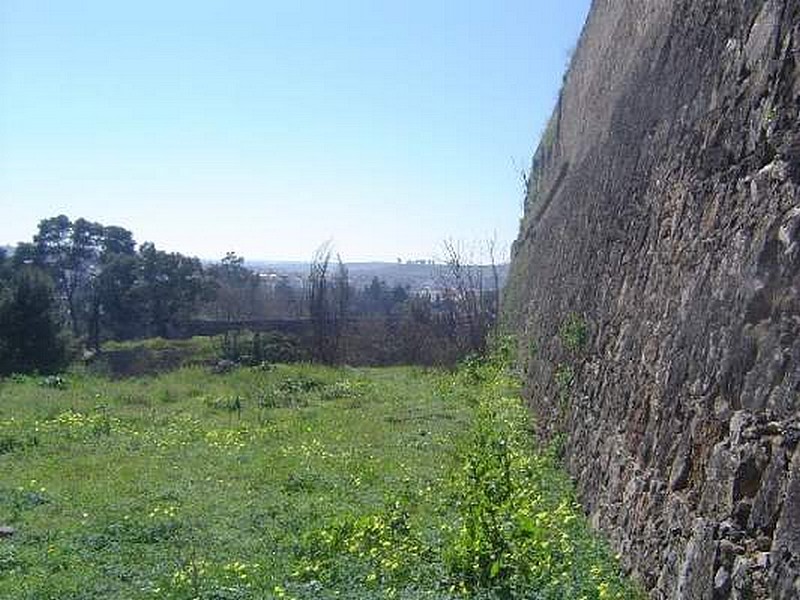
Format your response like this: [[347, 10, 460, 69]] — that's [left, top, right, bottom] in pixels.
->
[[0, 360, 639, 599]]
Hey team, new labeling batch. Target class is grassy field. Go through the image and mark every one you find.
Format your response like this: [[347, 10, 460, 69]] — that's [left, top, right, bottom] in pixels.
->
[[0, 358, 639, 599]]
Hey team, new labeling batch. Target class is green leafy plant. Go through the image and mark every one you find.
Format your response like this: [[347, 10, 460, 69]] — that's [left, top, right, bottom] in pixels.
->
[[559, 313, 588, 352], [554, 363, 576, 405], [294, 500, 432, 590], [444, 396, 637, 599], [554, 364, 575, 391]]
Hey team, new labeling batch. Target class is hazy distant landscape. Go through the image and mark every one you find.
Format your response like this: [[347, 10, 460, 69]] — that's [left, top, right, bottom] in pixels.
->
[[249, 260, 508, 293]]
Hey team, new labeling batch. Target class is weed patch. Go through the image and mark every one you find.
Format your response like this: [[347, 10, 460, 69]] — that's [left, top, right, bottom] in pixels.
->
[[444, 397, 634, 599], [0, 359, 639, 599]]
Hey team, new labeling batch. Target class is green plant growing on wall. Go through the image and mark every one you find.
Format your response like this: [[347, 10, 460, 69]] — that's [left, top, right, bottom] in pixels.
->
[[559, 313, 587, 353], [554, 363, 575, 404]]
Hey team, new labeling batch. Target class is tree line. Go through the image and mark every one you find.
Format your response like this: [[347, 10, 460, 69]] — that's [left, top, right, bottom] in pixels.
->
[[1, 215, 500, 374]]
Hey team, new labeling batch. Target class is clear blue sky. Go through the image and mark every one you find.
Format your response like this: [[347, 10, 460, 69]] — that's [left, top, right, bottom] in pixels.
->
[[1, 0, 590, 262]]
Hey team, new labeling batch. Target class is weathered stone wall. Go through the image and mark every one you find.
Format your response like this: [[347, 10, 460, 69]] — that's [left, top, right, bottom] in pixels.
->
[[505, 1, 799, 598]]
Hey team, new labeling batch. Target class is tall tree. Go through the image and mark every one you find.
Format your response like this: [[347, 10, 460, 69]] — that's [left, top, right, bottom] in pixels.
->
[[308, 243, 334, 363], [308, 244, 351, 364], [205, 252, 264, 322], [331, 255, 351, 360], [440, 240, 494, 356], [93, 253, 141, 343], [101, 225, 136, 257], [86, 225, 139, 348], [135, 243, 209, 338], [0, 248, 8, 281], [11, 242, 37, 268], [0, 267, 69, 375], [32, 215, 104, 337]]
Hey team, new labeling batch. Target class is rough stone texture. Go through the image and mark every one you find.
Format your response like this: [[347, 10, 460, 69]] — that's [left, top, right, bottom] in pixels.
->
[[505, 1, 799, 598]]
